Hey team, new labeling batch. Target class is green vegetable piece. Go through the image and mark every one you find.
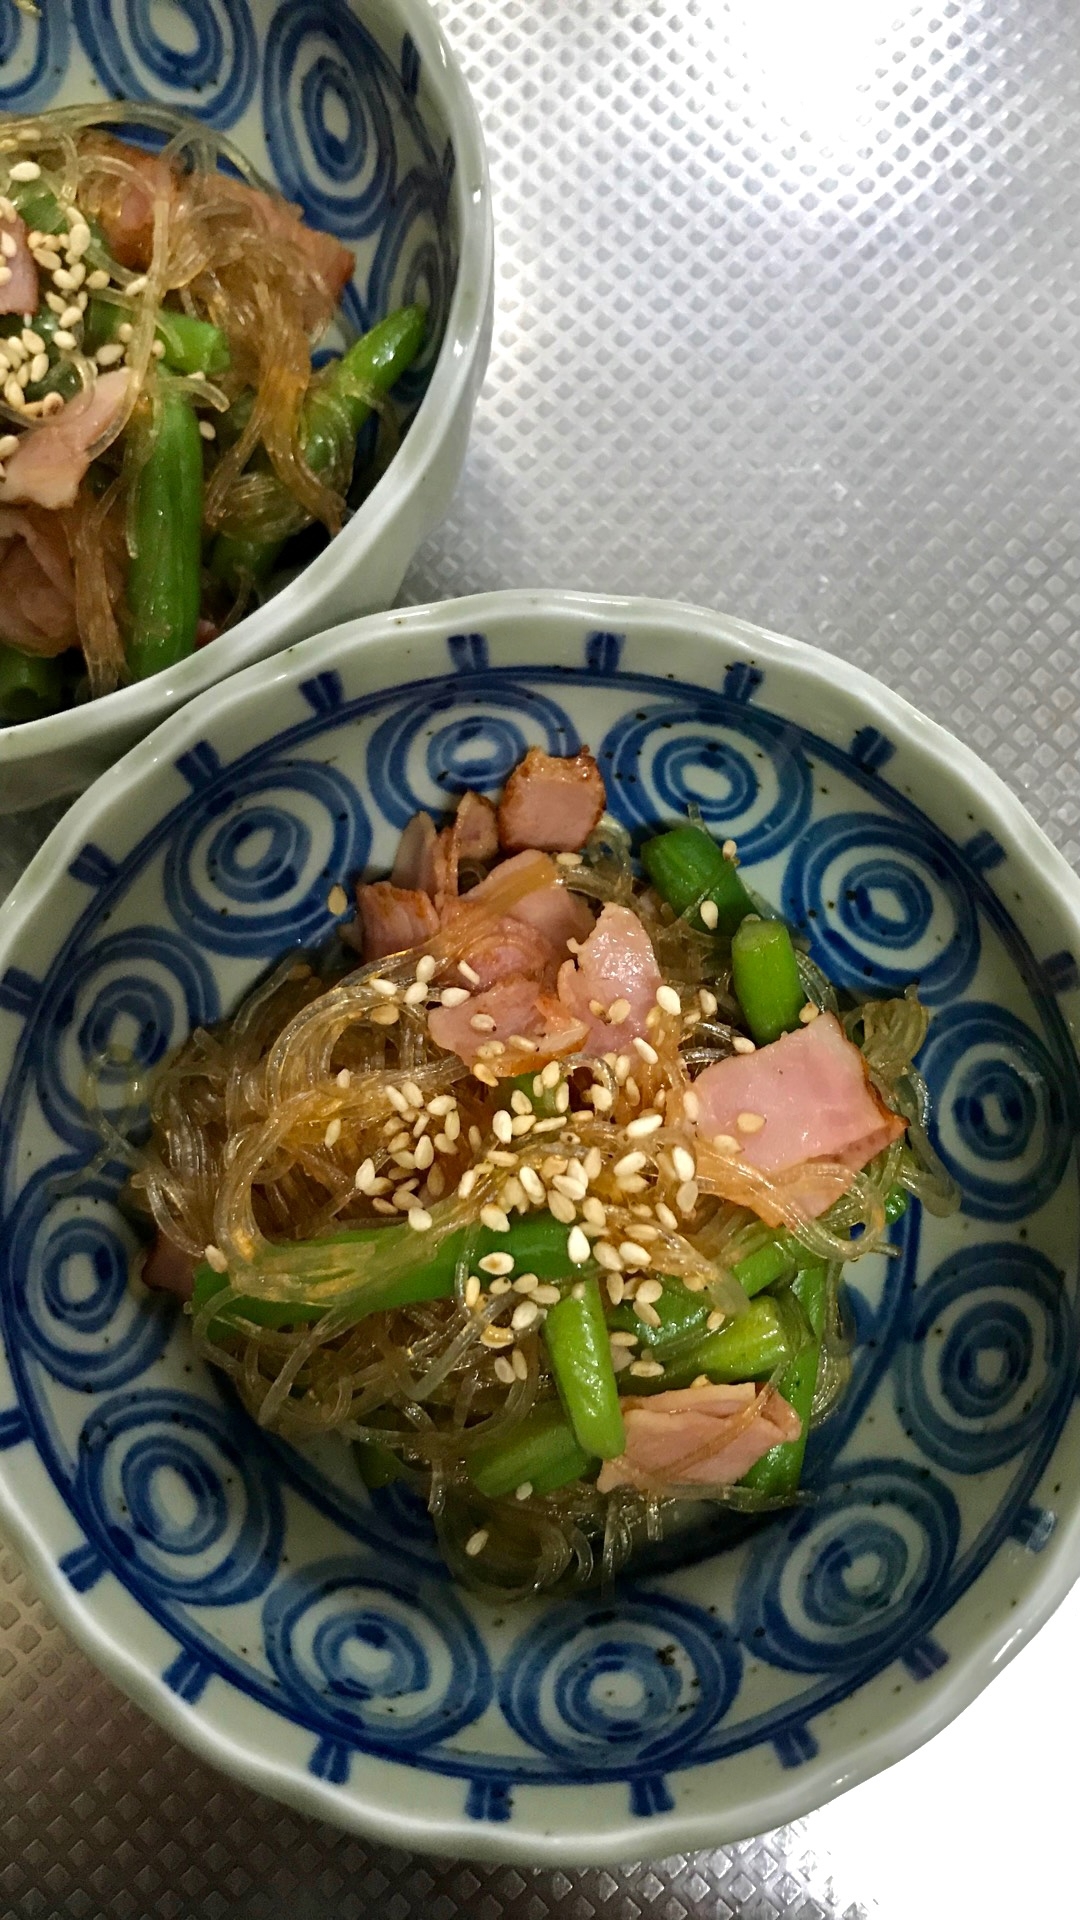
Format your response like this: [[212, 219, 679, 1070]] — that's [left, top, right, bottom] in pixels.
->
[[640, 822, 755, 936], [125, 383, 204, 680], [210, 303, 426, 593], [0, 645, 67, 724], [609, 1278, 713, 1355], [731, 1232, 799, 1296], [153, 309, 230, 376], [730, 915, 804, 1045], [468, 1401, 595, 1500], [630, 1293, 805, 1394], [884, 1184, 909, 1225], [354, 1438, 407, 1488], [741, 1263, 829, 1496], [498, 1068, 561, 1119], [543, 1276, 626, 1460]]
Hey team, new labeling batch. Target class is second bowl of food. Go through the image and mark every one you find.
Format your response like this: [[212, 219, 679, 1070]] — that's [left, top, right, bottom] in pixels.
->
[[0, 589, 1077, 1863], [0, 0, 492, 811]]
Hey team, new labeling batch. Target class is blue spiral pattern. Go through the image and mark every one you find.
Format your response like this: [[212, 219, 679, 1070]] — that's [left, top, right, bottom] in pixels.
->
[[366, 681, 580, 829], [782, 812, 980, 1003], [736, 1462, 961, 1674], [0, 645, 1077, 1804], [599, 699, 813, 860], [263, 1560, 492, 1750], [894, 1244, 1075, 1474], [163, 758, 369, 955], [76, 0, 257, 126], [919, 1003, 1074, 1221], [32, 927, 218, 1153], [262, 0, 397, 237], [4, 1169, 170, 1391], [500, 1594, 742, 1768], [75, 1389, 283, 1605], [0, 0, 70, 112]]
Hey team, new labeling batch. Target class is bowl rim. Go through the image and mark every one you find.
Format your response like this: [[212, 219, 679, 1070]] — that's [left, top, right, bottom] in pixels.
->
[[2, 585, 1080, 1864], [0, 0, 494, 769]]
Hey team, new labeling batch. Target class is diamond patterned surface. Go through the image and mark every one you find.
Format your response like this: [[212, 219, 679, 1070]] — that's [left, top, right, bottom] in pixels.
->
[[3, 0, 1080, 1908]]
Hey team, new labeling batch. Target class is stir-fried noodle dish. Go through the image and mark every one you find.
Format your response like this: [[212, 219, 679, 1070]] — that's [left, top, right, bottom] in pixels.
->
[[134, 747, 957, 1598], [0, 105, 424, 722]]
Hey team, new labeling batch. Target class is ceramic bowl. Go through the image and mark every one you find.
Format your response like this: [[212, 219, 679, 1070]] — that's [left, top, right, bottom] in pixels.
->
[[0, 0, 492, 813], [0, 589, 1078, 1864]]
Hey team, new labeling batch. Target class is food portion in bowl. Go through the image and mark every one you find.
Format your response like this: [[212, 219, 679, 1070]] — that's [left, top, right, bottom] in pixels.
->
[[0, 106, 425, 723], [131, 744, 956, 1596]]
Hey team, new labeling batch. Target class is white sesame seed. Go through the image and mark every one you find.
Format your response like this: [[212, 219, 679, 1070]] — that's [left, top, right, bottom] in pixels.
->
[[799, 1001, 820, 1024], [492, 1109, 513, 1145], [606, 1273, 625, 1305], [489, 1276, 512, 1296], [594, 1242, 624, 1272], [320, 881, 347, 917], [470, 1012, 496, 1032], [480, 1204, 511, 1235], [370, 975, 398, 999], [707, 1309, 726, 1331], [567, 1225, 591, 1264], [414, 1135, 435, 1171], [52, 265, 78, 291], [354, 1157, 376, 1192], [655, 1202, 679, 1232], [629, 1357, 664, 1377], [150, 338, 165, 358], [634, 1275, 663, 1303], [633, 1037, 659, 1065], [711, 1133, 742, 1153], [493, 1355, 515, 1385], [407, 1208, 432, 1233], [472, 1063, 498, 1087], [324, 1117, 342, 1148], [27, 351, 47, 384], [67, 222, 91, 258], [612, 1151, 644, 1179], [656, 985, 681, 1015], [40, 390, 63, 415], [512, 1272, 539, 1293], [399, 1080, 423, 1108], [21, 328, 43, 354], [512, 1347, 528, 1381], [532, 1284, 562, 1306], [51, 329, 77, 351], [607, 997, 632, 1024], [465, 1528, 489, 1557], [0, 233, 14, 260], [56, 304, 82, 332], [537, 1061, 559, 1091], [699, 898, 719, 931], [547, 1190, 576, 1225], [370, 1003, 400, 1026], [626, 1111, 663, 1139], [510, 1113, 536, 1137], [508, 1089, 531, 1116], [672, 1145, 696, 1182], [398, 979, 425, 1007], [125, 275, 148, 296], [532, 1115, 564, 1132], [582, 1196, 606, 1228], [481, 1323, 514, 1347], [731, 1036, 757, 1058], [83, 269, 109, 292], [682, 1089, 701, 1123], [9, 160, 41, 182], [15, 361, 30, 389], [610, 1330, 640, 1349], [519, 1166, 545, 1202], [386, 1086, 409, 1114], [737, 1111, 765, 1134], [676, 1180, 699, 1214], [203, 1243, 228, 1273], [555, 850, 582, 866], [0, 434, 16, 459], [464, 1273, 481, 1309], [722, 838, 738, 860], [0, 267, 10, 288], [511, 1300, 540, 1332], [699, 989, 719, 1019], [3, 377, 23, 409], [426, 1093, 454, 1118]]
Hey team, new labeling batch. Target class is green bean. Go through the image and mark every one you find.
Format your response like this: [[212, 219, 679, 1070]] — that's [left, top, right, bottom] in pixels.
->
[[354, 1437, 407, 1488], [0, 645, 67, 723], [468, 1402, 596, 1500], [740, 1263, 828, 1496], [884, 1184, 909, 1224], [210, 303, 427, 594], [84, 299, 230, 377], [730, 915, 804, 1044], [640, 823, 754, 936], [629, 1293, 806, 1395], [497, 1068, 561, 1119], [543, 1277, 626, 1459], [125, 383, 204, 680]]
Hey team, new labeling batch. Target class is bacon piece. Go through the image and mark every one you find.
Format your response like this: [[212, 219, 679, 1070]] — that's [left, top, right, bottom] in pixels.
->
[[392, 811, 439, 895], [497, 746, 606, 853], [354, 880, 439, 960], [79, 132, 176, 268], [690, 1011, 906, 1217], [0, 506, 77, 654], [556, 902, 663, 1050], [0, 371, 130, 511], [0, 212, 37, 315], [454, 790, 498, 866], [427, 975, 587, 1074], [141, 1231, 196, 1301], [597, 1381, 800, 1492]]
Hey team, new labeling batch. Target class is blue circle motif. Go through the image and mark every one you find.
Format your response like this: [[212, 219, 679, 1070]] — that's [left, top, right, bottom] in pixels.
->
[[367, 683, 579, 829], [365, 164, 453, 399], [163, 758, 368, 957], [500, 1593, 742, 1768], [0, 0, 70, 112], [262, 0, 397, 239], [782, 813, 980, 1003], [919, 1003, 1073, 1221], [598, 699, 812, 861], [75, 0, 257, 127], [76, 1389, 283, 1605], [4, 1167, 170, 1391], [735, 1461, 960, 1673], [894, 1243, 1074, 1473], [31, 926, 218, 1153], [262, 1559, 492, 1750]]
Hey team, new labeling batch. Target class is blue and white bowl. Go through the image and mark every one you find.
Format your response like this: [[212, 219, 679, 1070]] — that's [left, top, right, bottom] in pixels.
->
[[0, 589, 1078, 1863], [0, 0, 492, 811]]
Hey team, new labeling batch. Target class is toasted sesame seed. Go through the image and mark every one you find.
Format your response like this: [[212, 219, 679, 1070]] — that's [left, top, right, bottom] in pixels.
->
[[610, 1331, 640, 1350], [799, 1001, 820, 1024], [465, 1528, 489, 1556], [721, 838, 738, 860], [626, 1111, 662, 1139], [324, 1117, 342, 1149], [372, 1197, 396, 1214], [676, 1180, 699, 1214], [699, 898, 720, 931], [85, 268, 110, 290], [203, 1243, 228, 1273], [711, 1133, 742, 1153], [707, 1309, 726, 1332], [493, 1355, 515, 1385], [512, 1347, 529, 1380], [589, 998, 606, 1018], [607, 997, 632, 1024], [655, 985, 681, 1016], [474, 1064, 499, 1087], [629, 1356, 664, 1377], [320, 882, 347, 917], [480, 1204, 511, 1235], [9, 160, 41, 181], [511, 1300, 540, 1332], [621, 1243, 653, 1272], [737, 1111, 765, 1134], [480, 1324, 514, 1348], [370, 1004, 400, 1026], [672, 1145, 696, 1182], [567, 1225, 591, 1264]]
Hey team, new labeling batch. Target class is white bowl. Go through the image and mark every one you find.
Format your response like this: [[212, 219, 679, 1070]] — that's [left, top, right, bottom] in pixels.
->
[[1, 590, 1079, 1862], [0, 0, 493, 813]]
